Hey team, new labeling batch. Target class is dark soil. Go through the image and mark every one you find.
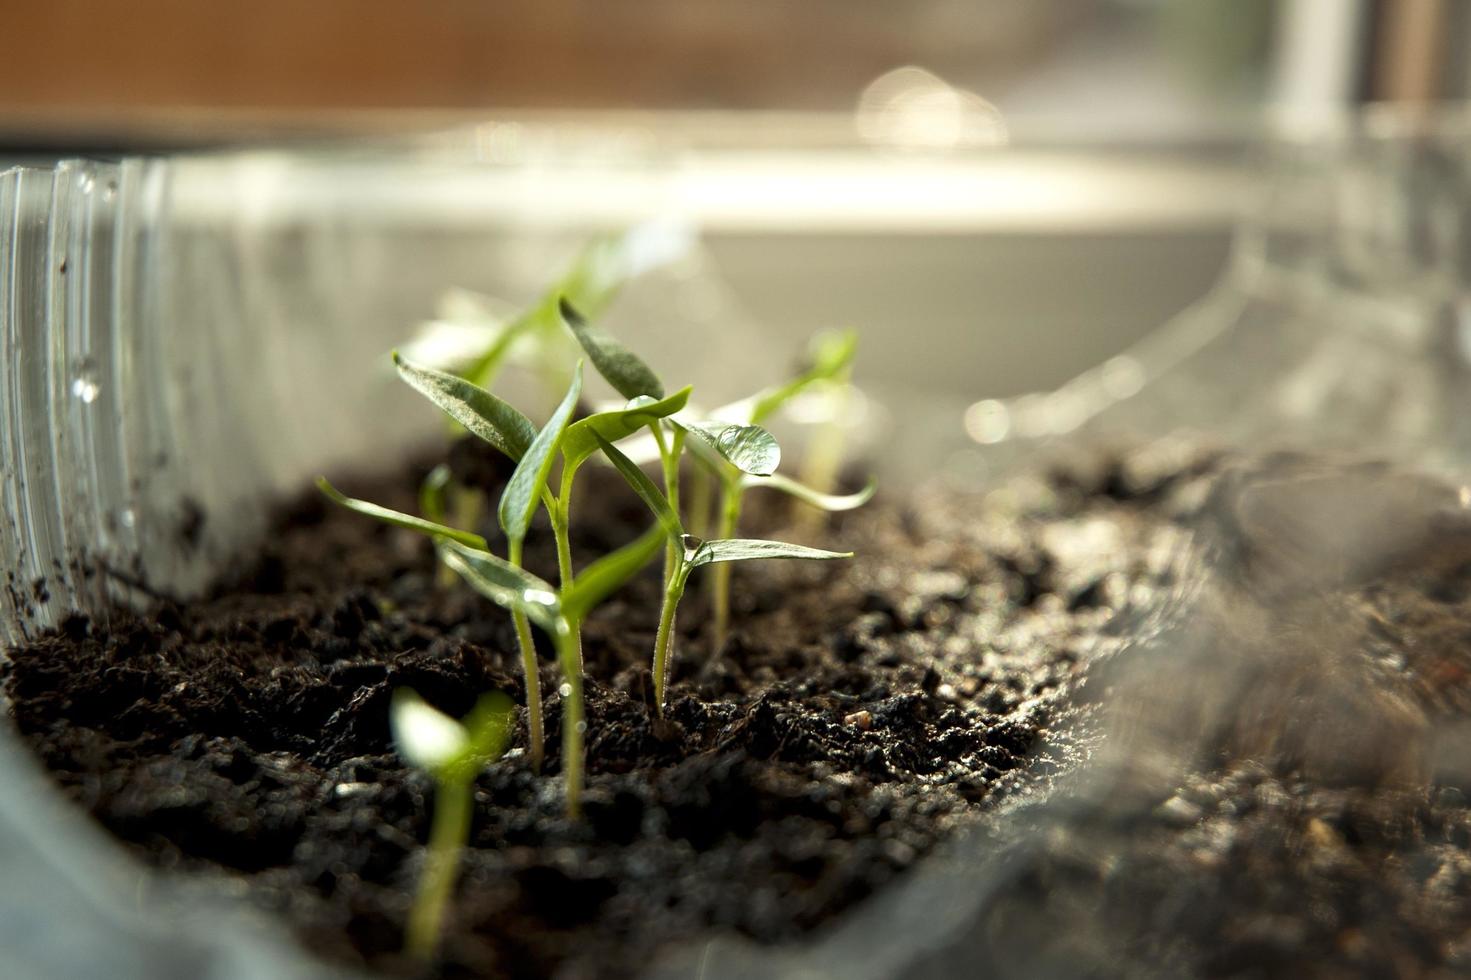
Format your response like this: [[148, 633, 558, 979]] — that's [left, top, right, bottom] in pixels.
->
[[0, 440, 1198, 979], [17, 439, 1471, 978], [965, 451, 1471, 979]]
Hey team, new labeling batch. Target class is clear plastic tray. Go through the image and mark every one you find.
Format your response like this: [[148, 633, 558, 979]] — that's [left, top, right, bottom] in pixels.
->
[[4, 108, 1470, 977]]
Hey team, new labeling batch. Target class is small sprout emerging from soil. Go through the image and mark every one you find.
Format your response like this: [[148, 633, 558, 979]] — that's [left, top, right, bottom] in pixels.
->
[[321, 347, 672, 815], [391, 688, 513, 962], [436, 539, 589, 816], [594, 430, 853, 714], [384, 351, 679, 769], [323, 255, 870, 823]]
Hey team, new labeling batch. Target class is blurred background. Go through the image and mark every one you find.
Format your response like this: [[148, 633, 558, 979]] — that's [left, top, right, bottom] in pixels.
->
[[3, 0, 1467, 149], [5, 0, 1471, 464]]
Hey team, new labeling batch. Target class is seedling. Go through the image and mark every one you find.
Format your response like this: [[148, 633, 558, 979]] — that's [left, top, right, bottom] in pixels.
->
[[558, 297, 685, 585], [557, 305, 873, 650], [324, 246, 869, 830], [321, 345, 673, 814], [391, 688, 513, 961], [320, 471, 614, 817], [388, 350, 682, 758], [594, 431, 852, 715], [664, 330, 871, 648], [401, 227, 687, 400]]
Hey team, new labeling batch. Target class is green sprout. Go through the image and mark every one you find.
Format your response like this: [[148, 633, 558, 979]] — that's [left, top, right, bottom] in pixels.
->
[[594, 431, 853, 715], [322, 239, 871, 831], [555, 299, 857, 713], [558, 297, 686, 587], [391, 688, 513, 962], [321, 341, 672, 815], [681, 330, 873, 649], [400, 228, 682, 402], [322, 471, 614, 816], [387, 350, 682, 765], [557, 304, 874, 652]]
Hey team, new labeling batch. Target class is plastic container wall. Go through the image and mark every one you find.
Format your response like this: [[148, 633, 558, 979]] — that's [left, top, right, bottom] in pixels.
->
[[0, 157, 446, 647], [963, 111, 1471, 481]]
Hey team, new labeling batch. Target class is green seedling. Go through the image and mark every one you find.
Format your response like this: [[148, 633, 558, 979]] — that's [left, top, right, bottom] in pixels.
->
[[390, 350, 681, 760], [436, 539, 586, 817], [558, 297, 689, 589], [318, 473, 555, 768], [325, 341, 674, 794], [594, 431, 852, 715], [435, 535, 667, 817], [557, 305, 873, 651], [402, 228, 684, 403], [690, 330, 872, 649], [391, 688, 513, 962], [321, 474, 617, 816]]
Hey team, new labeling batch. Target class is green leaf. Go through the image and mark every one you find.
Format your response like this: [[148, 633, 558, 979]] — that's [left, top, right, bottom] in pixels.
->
[[437, 539, 565, 635], [561, 386, 691, 471], [558, 224, 693, 321], [397, 318, 501, 375], [559, 297, 664, 400], [810, 328, 860, 377], [499, 363, 582, 543], [681, 420, 781, 476], [687, 537, 853, 569], [740, 473, 875, 512], [419, 464, 452, 524], [558, 235, 630, 321], [749, 328, 858, 425], [461, 691, 515, 764], [390, 689, 469, 774], [318, 477, 487, 550], [394, 351, 536, 461], [593, 431, 682, 540], [462, 305, 543, 390], [561, 523, 664, 624]]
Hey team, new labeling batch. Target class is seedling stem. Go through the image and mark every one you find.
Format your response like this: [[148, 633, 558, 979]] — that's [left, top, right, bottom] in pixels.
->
[[405, 775, 472, 960], [506, 536, 544, 770]]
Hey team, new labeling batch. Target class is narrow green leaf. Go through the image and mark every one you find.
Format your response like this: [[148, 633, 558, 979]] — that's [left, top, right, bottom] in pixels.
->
[[393, 351, 536, 461], [557, 224, 693, 321], [318, 477, 487, 549], [810, 328, 859, 377], [462, 305, 542, 390], [592, 431, 682, 540], [740, 473, 876, 512], [558, 235, 630, 321], [419, 464, 452, 524], [749, 328, 858, 424], [687, 537, 853, 569], [561, 386, 691, 471], [499, 363, 583, 542], [681, 420, 781, 476], [561, 523, 664, 623], [559, 297, 664, 400], [437, 539, 564, 635], [397, 319, 500, 375]]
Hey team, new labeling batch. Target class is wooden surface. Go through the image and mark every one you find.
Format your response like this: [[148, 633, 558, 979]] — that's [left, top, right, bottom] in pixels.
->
[[2, 1, 1070, 115]]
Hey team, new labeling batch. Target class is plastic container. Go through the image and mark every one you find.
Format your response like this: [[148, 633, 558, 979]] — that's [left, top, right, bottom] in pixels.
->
[[4, 109, 1470, 977]]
